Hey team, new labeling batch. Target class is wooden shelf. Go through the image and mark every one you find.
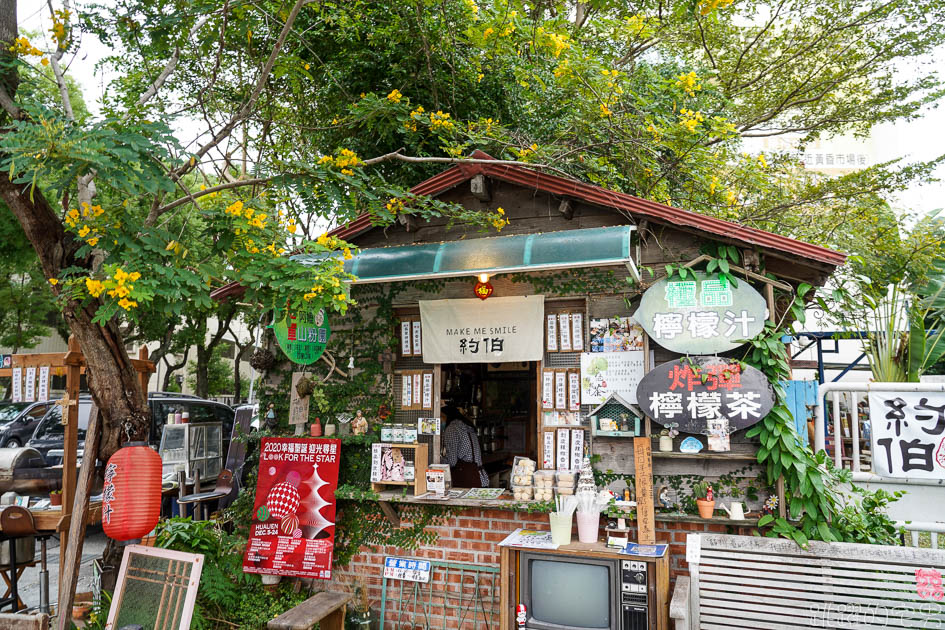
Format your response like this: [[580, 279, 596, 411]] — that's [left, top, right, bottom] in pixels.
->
[[371, 443, 428, 496], [652, 451, 757, 461]]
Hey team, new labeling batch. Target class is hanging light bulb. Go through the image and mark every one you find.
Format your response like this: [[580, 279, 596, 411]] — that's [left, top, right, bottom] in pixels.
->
[[478, 272, 490, 283]]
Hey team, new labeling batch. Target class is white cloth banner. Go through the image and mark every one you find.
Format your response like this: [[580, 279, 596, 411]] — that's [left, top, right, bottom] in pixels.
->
[[419, 296, 544, 364], [868, 392, 945, 479]]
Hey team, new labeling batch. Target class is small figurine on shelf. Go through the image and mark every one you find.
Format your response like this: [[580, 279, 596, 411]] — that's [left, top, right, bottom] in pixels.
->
[[619, 412, 630, 433], [264, 404, 278, 430], [352, 410, 368, 435]]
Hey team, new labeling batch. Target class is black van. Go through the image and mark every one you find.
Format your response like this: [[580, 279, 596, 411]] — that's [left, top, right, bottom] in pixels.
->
[[0, 401, 56, 447], [28, 392, 234, 465]]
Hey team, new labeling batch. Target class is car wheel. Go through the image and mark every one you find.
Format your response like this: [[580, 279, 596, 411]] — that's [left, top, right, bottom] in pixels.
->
[[4, 438, 20, 448]]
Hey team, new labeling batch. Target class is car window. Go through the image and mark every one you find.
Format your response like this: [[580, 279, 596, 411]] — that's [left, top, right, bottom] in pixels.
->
[[32, 404, 90, 441], [0, 403, 29, 422], [186, 403, 218, 424], [27, 404, 51, 419]]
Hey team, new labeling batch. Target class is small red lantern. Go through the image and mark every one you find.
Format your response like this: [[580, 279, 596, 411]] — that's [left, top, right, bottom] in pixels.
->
[[474, 274, 494, 300], [102, 442, 162, 542]]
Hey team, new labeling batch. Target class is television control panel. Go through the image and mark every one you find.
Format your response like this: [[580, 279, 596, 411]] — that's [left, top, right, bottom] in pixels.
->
[[620, 560, 649, 629]]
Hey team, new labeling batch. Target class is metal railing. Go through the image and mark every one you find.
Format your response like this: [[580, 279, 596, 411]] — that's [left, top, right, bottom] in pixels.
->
[[899, 521, 945, 549]]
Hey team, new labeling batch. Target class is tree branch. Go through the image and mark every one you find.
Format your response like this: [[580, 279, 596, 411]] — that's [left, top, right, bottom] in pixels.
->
[[171, 0, 310, 181]]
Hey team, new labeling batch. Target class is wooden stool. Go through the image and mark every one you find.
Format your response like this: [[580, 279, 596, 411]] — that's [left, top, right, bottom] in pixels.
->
[[0, 507, 36, 612]]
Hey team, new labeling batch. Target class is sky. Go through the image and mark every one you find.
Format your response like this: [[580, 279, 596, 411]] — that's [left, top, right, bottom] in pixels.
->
[[16, 1, 945, 218]]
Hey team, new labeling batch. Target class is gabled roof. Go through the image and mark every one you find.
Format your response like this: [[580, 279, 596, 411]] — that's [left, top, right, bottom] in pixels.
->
[[329, 150, 846, 267]]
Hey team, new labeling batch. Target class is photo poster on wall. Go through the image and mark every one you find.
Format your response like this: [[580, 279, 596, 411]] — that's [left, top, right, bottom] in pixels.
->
[[418, 417, 440, 435], [568, 370, 581, 412], [412, 321, 422, 356], [554, 371, 567, 410], [542, 410, 558, 427], [421, 372, 434, 410], [558, 313, 572, 352], [571, 313, 584, 351], [542, 431, 555, 468], [546, 314, 558, 352], [556, 428, 570, 470], [588, 317, 645, 353], [11, 367, 21, 402], [542, 369, 555, 410], [571, 429, 584, 470], [401, 321, 412, 356], [24, 366, 36, 402], [38, 366, 50, 402]]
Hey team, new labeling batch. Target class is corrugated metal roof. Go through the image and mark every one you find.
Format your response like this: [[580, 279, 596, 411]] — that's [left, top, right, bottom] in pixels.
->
[[329, 150, 846, 267]]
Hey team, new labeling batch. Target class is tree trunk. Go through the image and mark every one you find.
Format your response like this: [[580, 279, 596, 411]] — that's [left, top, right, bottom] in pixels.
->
[[162, 350, 188, 391], [0, 178, 150, 458], [194, 343, 210, 398]]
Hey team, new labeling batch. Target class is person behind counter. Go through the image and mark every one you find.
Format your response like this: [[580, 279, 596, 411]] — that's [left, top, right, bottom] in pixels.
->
[[442, 405, 489, 488]]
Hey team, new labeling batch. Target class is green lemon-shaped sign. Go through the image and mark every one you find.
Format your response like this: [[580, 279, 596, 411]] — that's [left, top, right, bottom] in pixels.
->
[[271, 307, 331, 365], [257, 505, 269, 521]]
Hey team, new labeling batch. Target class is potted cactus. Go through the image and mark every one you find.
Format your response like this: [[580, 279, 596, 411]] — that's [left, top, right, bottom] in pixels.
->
[[693, 481, 715, 519], [50, 489, 62, 506]]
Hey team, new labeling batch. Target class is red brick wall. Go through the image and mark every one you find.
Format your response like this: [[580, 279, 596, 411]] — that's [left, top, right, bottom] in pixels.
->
[[327, 506, 757, 628]]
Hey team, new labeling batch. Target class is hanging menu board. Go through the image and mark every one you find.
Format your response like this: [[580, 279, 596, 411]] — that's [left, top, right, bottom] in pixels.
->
[[401, 375, 412, 408], [554, 371, 567, 410], [422, 373, 433, 410], [556, 428, 570, 470], [412, 321, 422, 356], [401, 321, 412, 356], [11, 368, 21, 402], [559, 313, 572, 352], [542, 432, 555, 468], [571, 429, 584, 470], [542, 370, 555, 410], [546, 315, 558, 352], [571, 313, 584, 351], [38, 366, 50, 402], [24, 367, 36, 402], [568, 370, 581, 412], [398, 371, 435, 411]]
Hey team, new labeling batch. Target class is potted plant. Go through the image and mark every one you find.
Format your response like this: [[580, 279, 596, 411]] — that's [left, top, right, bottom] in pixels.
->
[[693, 481, 715, 519], [50, 489, 62, 506]]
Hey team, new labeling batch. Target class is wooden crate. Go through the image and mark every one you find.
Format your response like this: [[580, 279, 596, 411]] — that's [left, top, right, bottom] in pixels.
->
[[371, 443, 428, 496]]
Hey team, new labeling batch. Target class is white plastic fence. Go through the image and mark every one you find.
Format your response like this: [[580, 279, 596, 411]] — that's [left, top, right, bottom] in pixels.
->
[[813, 382, 945, 540]]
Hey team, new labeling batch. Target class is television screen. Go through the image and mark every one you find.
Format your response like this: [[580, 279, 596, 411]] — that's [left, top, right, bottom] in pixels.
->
[[530, 559, 611, 628]]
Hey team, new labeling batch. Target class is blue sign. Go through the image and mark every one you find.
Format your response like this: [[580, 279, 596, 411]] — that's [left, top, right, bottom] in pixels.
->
[[383, 556, 432, 583]]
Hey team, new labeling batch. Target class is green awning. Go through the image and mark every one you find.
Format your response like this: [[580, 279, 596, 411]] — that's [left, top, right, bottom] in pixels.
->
[[291, 225, 638, 284]]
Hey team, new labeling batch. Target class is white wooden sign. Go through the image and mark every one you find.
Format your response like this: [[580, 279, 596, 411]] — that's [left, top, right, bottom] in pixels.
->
[[571, 313, 584, 351], [558, 313, 572, 352], [543, 432, 555, 468], [38, 366, 49, 402], [384, 557, 431, 583], [868, 392, 945, 479], [11, 368, 21, 402], [288, 372, 310, 427], [556, 428, 570, 470], [546, 314, 558, 352], [24, 367, 36, 402]]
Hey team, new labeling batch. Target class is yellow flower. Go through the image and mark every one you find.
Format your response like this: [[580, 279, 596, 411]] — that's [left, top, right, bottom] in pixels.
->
[[129, 271, 141, 282], [304, 63, 311, 70], [317, 233, 330, 247], [757, 153, 768, 168], [600, 104, 612, 117], [91, 205, 104, 216], [477, 73, 484, 82], [341, 168, 353, 176], [87, 237, 99, 247], [483, 27, 494, 38], [85, 278, 105, 298], [497, 207, 505, 215], [676, 71, 702, 96], [343, 247, 353, 260], [387, 89, 403, 103], [41, 58, 49, 66], [114, 268, 130, 285], [48, 278, 58, 285], [226, 200, 244, 216], [117, 298, 138, 310], [78, 225, 90, 238]]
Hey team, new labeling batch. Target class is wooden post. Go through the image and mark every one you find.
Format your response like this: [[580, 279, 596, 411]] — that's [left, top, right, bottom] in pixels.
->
[[137, 346, 150, 399], [58, 336, 82, 597], [57, 406, 99, 630], [634, 437, 655, 544]]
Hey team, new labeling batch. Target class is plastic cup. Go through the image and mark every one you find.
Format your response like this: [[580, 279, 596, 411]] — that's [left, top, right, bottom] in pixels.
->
[[576, 511, 600, 544], [549, 512, 573, 546]]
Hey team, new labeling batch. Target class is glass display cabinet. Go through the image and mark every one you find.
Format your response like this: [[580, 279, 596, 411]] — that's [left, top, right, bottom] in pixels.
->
[[159, 423, 223, 482]]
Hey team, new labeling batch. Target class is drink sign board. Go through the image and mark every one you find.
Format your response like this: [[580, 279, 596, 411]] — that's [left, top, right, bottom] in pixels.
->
[[636, 357, 774, 435], [635, 272, 766, 354], [272, 307, 331, 365]]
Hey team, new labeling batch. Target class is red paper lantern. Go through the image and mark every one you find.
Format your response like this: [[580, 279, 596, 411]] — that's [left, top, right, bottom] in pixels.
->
[[102, 442, 162, 542], [474, 281, 493, 300]]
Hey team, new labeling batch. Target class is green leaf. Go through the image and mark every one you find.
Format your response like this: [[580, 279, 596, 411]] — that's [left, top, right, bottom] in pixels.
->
[[719, 259, 730, 274]]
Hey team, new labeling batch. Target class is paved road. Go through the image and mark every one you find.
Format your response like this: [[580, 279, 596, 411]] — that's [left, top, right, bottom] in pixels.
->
[[12, 525, 107, 613]]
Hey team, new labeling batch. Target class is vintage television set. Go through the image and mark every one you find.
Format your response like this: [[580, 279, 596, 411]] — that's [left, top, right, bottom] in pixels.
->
[[501, 545, 669, 630]]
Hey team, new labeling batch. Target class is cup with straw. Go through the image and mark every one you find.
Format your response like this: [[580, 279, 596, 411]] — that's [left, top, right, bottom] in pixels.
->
[[549, 495, 577, 545]]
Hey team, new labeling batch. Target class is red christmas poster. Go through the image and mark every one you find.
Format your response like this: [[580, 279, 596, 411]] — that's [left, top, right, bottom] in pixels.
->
[[242, 437, 341, 579]]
